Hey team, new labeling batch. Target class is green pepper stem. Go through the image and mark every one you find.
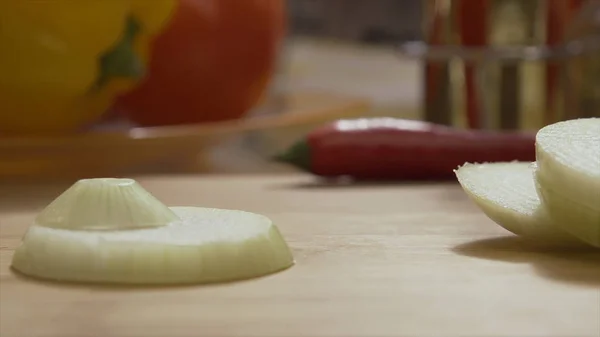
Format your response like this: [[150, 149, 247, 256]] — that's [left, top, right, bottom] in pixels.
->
[[272, 140, 312, 171], [93, 16, 145, 91]]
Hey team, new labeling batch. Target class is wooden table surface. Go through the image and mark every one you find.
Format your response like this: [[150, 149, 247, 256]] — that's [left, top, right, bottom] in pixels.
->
[[1, 174, 599, 337]]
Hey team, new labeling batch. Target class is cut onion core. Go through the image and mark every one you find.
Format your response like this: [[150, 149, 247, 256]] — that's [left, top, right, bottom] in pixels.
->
[[35, 178, 179, 230]]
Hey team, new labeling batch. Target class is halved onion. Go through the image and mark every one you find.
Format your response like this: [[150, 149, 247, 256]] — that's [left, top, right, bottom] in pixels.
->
[[535, 118, 600, 246]]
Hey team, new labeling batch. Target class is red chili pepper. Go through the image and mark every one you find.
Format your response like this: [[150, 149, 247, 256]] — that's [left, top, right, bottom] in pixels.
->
[[274, 118, 537, 180]]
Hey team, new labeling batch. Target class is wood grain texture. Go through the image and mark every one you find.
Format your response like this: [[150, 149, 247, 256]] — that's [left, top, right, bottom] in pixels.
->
[[1, 174, 599, 337]]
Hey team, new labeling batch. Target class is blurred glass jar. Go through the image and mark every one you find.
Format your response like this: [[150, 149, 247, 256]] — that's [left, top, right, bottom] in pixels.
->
[[399, 0, 600, 131], [562, 0, 600, 120], [0, 0, 288, 135]]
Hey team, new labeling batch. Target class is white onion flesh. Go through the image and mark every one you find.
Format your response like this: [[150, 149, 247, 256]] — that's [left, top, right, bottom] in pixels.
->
[[535, 167, 600, 247], [535, 118, 600, 246], [12, 207, 294, 284], [35, 178, 180, 230], [455, 162, 584, 246]]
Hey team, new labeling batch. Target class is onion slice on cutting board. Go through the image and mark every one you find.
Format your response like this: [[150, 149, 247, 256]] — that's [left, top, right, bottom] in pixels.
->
[[11, 179, 294, 285], [455, 162, 584, 246]]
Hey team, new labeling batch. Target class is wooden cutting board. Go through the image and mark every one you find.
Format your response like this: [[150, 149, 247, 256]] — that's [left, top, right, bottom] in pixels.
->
[[1, 174, 599, 337]]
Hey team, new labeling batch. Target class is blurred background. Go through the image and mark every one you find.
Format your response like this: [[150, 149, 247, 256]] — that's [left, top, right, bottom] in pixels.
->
[[289, 0, 422, 41], [0, 0, 598, 181]]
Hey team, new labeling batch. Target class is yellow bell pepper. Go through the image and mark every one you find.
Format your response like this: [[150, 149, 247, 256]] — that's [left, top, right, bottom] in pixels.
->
[[0, 0, 176, 134]]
